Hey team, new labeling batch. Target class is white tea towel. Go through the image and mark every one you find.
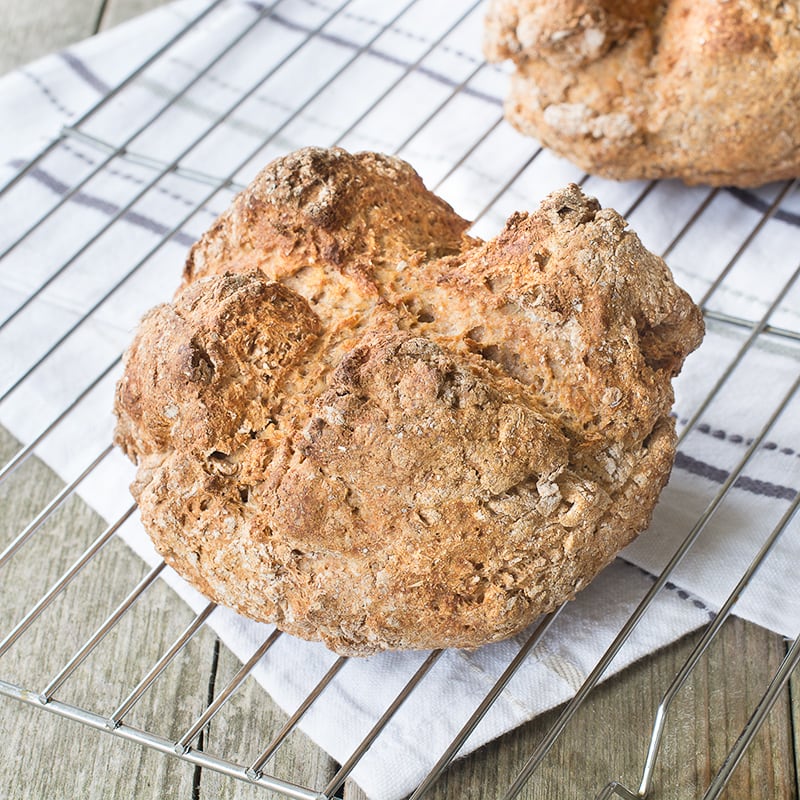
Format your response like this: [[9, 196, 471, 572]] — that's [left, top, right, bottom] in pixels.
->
[[1, 2, 799, 799]]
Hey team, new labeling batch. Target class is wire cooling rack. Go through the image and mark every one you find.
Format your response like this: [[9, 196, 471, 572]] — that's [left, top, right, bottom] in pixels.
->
[[1, 1, 799, 798]]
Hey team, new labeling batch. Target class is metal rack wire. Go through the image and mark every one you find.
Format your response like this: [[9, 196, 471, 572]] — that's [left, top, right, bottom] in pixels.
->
[[1, 1, 799, 798]]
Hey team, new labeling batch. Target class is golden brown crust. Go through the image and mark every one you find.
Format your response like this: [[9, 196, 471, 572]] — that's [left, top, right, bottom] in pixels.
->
[[114, 147, 703, 656], [183, 147, 475, 298], [484, 0, 800, 186]]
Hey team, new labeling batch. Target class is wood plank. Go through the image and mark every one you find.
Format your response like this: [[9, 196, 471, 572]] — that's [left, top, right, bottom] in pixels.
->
[[0, 425, 337, 799], [367, 619, 795, 800], [99, 0, 173, 32], [2, 416, 798, 800], [701, 620, 796, 799], [344, 780, 370, 800], [0, 426, 195, 798], [197, 643, 338, 799], [0, 0, 105, 76], [0, 0, 172, 77], [792, 650, 800, 800]]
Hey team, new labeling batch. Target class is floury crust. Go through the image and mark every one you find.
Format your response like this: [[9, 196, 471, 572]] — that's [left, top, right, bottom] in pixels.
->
[[484, 0, 800, 187], [114, 147, 703, 655]]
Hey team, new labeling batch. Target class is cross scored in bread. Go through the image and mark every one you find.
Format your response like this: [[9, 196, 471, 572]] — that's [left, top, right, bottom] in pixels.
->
[[114, 147, 703, 655]]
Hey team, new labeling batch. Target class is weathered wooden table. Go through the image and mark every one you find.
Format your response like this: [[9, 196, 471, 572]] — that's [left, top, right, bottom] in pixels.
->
[[0, 2, 797, 799]]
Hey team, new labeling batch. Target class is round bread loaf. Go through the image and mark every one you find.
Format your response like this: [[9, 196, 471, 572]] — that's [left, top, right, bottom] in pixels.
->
[[114, 147, 703, 656], [484, 0, 800, 187]]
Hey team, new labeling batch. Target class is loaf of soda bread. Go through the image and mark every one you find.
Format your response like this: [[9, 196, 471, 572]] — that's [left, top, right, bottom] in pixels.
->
[[114, 147, 703, 655], [484, 0, 800, 186]]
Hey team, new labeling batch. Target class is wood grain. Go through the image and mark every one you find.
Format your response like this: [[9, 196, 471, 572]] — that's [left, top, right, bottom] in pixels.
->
[[0, 421, 337, 800], [0, 427, 197, 799], [99, 0, 173, 30], [792, 656, 800, 798], [0, 0, 105, 76], [0, 0, 169, 77], [197, 644, 338, 799], [342, 622, 795, 800]]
